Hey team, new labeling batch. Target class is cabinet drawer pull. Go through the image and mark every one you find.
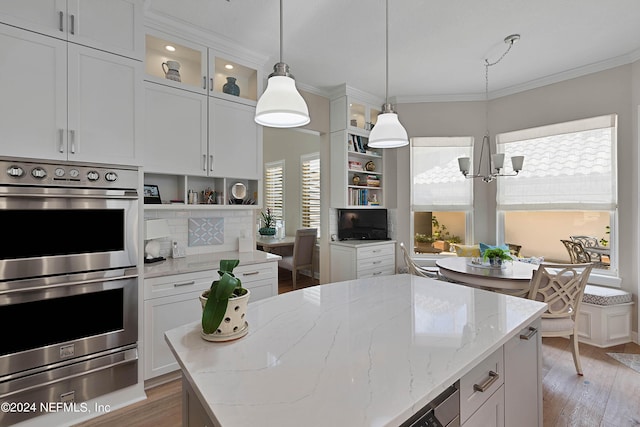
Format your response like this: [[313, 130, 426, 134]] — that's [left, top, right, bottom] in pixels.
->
[[372, 260, 382, 265], [372, 249, 381, 253], [173, 280, 195, 288], [59, 11, 64, 32], [519, 326, 538, 340], [473, 371, 499, 392], [372, 271, 382, 276], [242, 271, 260, 276]]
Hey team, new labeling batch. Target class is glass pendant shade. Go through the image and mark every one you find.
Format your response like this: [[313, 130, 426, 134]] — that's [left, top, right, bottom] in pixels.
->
[[255, 74, 310, 128], [367, 112, 408, 148]]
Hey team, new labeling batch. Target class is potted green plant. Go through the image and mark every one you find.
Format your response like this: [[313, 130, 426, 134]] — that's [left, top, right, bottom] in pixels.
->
[[482, 247, 513, 267], [200, 259, 250, 341], [259, 208, 276, 236]]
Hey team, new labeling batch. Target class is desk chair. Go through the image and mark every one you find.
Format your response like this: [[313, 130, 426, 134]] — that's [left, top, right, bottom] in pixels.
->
[[400, 242, 439, 279], [527, 262, 593, 375], [278, 228, 317, 289]]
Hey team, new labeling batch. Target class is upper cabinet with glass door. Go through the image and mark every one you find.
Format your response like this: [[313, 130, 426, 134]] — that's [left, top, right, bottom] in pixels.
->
[[330, 86, 382, 133], [145, 30, 260, 105]]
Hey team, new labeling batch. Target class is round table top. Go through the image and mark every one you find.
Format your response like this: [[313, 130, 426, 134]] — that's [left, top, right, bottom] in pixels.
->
[[435, 257, 539, 293]]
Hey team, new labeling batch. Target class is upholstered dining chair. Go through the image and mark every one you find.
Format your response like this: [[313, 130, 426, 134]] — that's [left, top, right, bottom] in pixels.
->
[[527, 262, 593, 375], [278, 228, 317, 289], [400, 242, 439, 279]]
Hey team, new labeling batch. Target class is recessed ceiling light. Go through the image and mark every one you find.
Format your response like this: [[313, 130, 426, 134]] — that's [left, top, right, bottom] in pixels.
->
[[165, 45, 176, 52], [225, 64, 234, 70]]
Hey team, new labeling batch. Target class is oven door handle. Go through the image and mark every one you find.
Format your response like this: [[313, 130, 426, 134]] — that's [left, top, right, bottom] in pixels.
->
[[0, 190, 138, 199], [0, 273, 138, 295]]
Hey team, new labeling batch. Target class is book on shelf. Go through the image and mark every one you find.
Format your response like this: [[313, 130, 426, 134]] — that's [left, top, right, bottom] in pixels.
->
[[366, 175, 380, 187], [348, 160, 363, 170]]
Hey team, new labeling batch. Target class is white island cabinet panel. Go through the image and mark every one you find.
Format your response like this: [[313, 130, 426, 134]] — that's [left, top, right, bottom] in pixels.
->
[[165, 274, 546, 427]]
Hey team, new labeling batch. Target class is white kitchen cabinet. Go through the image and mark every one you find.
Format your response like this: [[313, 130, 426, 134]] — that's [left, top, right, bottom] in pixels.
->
[[0, 22, 141, 165], [460, 347, 504, 425], [462, 385, 504, 427], [330, 241, 395, 282], [0, 0, 143, 60], [209, 97, 261, 179], [504, 319, 542, 427], [143, 261, 277, 380], [143, 82, 208, 175]]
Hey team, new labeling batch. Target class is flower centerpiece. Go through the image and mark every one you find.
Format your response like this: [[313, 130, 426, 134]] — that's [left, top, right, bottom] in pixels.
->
[[482, 247, 513, 268], [259, 209, 276, 236], [200, 259, 250, 341]]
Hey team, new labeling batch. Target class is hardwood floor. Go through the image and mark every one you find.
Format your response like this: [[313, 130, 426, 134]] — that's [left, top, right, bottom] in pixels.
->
[[74, 271, 639, 427]]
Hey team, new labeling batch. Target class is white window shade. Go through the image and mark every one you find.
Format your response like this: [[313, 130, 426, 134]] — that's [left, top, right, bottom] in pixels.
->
[[496, 114, 617, 210], [411, 137, 473, 210]]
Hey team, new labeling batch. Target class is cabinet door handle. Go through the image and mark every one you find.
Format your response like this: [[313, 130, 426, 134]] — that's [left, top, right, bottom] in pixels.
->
[[209, 155, 213, 171], [519, 326, 538, 341], [473, 371, 499, 392], [58, 129, 65, 153], [210, 78, 213, 92], [203, 76, 207, 90], [58, 11, 64, 32], [242, 271, 260, 276], [173, 281, 196, 288], [69, 14, 75, 35], [69, 129, 76, 154], [202, 154, 207, 171]]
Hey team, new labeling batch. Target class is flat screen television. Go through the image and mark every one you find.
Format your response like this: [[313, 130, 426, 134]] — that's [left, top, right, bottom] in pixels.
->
[[337, 208, 389, 241]]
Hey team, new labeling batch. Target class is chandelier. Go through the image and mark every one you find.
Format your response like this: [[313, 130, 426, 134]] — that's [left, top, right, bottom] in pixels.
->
[[458, 34, 524, 182]]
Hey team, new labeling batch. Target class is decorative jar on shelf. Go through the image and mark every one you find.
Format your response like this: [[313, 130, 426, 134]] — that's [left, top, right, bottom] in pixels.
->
[[223, 77, 240, 96]]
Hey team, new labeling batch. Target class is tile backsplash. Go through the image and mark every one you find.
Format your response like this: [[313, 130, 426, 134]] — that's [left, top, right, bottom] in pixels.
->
[[145, 209, 254, 257]]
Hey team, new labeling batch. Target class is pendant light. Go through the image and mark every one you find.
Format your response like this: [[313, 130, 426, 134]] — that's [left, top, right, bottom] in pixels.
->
[[367, 0, 408, 148], [457, 34, 524, 182], [254, 0, 310, 128]]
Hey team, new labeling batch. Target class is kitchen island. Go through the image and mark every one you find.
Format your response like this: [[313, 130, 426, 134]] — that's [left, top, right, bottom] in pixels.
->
[[165, 274, 547, 426]]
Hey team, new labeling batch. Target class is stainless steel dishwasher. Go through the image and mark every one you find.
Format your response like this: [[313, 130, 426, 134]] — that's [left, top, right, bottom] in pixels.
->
[[400, 381, 460, 427]]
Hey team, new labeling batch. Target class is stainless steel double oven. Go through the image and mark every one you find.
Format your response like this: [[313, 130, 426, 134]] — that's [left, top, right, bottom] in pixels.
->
[[0, 157, 140, 426]]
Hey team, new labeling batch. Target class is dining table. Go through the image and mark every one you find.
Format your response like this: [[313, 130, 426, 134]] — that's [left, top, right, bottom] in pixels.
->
[[436, 256, 539, 296]]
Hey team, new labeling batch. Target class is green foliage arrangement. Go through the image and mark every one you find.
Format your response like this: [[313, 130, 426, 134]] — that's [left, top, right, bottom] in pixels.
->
[[482, 247, 513, 263], [201, 260, 247, 335], [261, 209, 274, 228]]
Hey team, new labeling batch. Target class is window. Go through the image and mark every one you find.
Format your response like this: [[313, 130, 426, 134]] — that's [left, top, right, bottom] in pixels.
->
[[301, 153, 320, 234], [264, 160, 284, 221], [496, 114, 617, 274], [411, 137, 473, 254]]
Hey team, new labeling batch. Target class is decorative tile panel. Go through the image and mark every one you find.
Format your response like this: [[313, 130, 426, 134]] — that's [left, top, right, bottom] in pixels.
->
[[188, 217, 224, 247]]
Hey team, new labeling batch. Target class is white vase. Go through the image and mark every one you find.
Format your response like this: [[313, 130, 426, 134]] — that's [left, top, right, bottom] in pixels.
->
[[199, 289, 250, 342]]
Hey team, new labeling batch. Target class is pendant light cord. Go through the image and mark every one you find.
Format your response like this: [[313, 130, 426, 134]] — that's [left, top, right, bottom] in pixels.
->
[[279, 0, 283, 64], [385, 0, 389, 104]]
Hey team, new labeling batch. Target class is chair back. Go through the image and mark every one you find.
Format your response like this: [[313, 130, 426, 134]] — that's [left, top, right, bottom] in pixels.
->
[[400, 242, 438, 278], [570, 235, 603, 261], [561, 239, 591, 264], [293, 228, 317, 267], [527, 262, 593, 321]]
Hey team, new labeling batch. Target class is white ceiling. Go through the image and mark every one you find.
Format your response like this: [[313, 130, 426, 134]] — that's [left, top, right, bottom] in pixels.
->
[[145, 0, 640, 102]]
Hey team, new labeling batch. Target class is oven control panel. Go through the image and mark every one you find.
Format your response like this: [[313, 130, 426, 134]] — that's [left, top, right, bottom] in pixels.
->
[[0, 157, 138, 189]]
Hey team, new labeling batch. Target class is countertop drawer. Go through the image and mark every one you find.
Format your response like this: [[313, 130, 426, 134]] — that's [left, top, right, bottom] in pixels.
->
[[145, 269, 215, 300], [460, 347, 505, 424], [357, 255, 394, 271], [356, 243, 395, 260], [235, 261, 277, 284]]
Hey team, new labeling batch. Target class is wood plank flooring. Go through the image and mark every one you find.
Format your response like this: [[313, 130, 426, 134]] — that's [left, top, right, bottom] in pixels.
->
[[74, 270, 639, 427]]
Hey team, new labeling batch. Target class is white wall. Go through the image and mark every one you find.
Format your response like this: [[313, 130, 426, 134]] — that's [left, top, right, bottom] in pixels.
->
[[395, 63, 639, 337]]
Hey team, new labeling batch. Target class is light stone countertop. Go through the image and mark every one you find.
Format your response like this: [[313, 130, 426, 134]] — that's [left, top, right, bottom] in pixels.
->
[[144, 250, 281, 279], [165, 273, 547, 427]]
